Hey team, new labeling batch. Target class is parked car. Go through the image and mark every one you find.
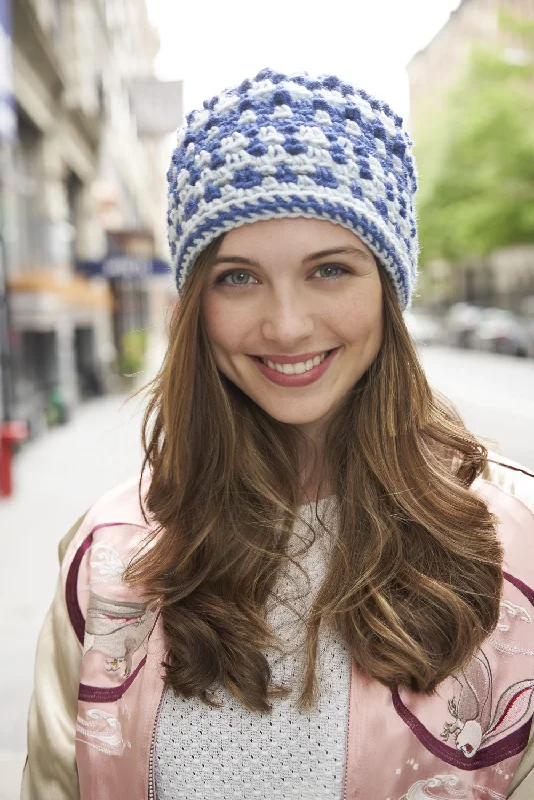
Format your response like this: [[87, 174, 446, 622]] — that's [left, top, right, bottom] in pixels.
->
[[404, 310, 442, 346], [471, 308, 529, 357], [442, 303, 483, 348], [520, 295, 534, 358]]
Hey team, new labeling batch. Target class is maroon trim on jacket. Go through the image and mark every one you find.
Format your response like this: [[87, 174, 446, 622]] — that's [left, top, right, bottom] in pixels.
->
[[392, 571, 534, 768], [65, 521, 145, 645], [78, 656, 148, 702], [391, 690, 531, 770], [66, 521, 156, 704], [66, 531, 94, 644], [487, 458, 534, 479], [504, 570, 534, 607]]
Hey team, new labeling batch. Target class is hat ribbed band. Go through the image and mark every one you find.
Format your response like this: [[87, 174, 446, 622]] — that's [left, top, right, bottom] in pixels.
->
[[174, 190, 412, 309], [167, 69, 419, 309]]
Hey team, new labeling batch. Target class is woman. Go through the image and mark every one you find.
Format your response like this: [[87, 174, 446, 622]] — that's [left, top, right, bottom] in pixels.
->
[[22, 68, 534, 799]]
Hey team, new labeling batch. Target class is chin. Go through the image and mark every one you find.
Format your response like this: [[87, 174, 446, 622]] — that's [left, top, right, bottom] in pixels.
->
[[254, 400, 333, 428]]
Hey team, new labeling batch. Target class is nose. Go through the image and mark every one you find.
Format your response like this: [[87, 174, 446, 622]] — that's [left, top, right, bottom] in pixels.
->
[[260, 290, 314, 347]]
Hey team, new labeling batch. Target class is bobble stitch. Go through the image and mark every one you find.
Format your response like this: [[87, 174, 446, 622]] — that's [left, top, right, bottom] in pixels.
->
[[313, 167, 338, 189], [167, 68, 418, 310], [272, 89, 292, 107], [283, 137, 308, 156], [204, 184, 221, 203], [183, 199, 198, 221], [232, 168, 263, 190], [210, 151, 226, 170]]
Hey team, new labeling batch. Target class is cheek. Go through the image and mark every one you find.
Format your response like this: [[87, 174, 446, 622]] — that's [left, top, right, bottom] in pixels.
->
[[202, 296, 221, 345], [202, 295, 248, 359], [336, 291, 383, 347], [369, 302, 384, 348]]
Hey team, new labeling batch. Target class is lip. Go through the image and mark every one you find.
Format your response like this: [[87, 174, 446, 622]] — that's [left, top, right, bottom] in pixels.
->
[[249, 347, 340, 387]]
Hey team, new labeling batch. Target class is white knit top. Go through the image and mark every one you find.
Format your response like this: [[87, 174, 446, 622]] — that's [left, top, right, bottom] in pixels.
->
[[155, 498, 352, 799]]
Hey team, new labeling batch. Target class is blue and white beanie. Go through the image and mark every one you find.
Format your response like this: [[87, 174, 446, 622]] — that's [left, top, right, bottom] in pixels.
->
[[167, 68, 419, 309]]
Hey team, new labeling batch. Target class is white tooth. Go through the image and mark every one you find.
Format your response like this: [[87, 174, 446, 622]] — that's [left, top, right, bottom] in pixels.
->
[[320, 351, 328, 362], [266, 359, 276, 370], [282, 363, 295, 375], [294, 362, 306, 374], [312, 355, 321, 366], [275, 363, 285, 373], [305, 359, 314, 370]]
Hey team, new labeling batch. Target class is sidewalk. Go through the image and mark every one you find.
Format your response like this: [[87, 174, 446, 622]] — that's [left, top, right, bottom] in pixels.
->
[[0, 331, 166, 799]]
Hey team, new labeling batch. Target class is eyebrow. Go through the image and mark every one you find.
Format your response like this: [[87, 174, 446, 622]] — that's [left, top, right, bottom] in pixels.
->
[[303, 246, 374, 264], [211, 245, 374, 269]]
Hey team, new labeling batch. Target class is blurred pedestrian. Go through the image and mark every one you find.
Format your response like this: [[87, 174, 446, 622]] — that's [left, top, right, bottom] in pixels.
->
[[22, 69, 534, 799]]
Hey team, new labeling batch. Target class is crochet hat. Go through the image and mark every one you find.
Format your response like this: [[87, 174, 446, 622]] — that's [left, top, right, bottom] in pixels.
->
[[167, 68, 419, 309]]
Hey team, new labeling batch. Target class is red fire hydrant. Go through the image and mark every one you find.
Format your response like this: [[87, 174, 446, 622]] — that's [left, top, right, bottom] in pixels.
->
[[0, 420, 29, 498]]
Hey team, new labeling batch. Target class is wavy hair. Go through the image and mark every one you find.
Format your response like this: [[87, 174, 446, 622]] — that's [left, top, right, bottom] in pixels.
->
[[125, 236, 503, 712]]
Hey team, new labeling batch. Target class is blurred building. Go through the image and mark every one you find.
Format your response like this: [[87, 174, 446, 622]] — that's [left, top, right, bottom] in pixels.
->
[[0, 0, 181, 434], [0, 0, 15, 424], [408, 0, 534, 137], [416, 245, 534, 312], [408, 0, 534, 311]]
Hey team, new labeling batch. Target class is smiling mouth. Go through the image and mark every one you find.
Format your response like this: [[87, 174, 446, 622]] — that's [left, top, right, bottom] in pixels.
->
[[256, 350, 333, 375]]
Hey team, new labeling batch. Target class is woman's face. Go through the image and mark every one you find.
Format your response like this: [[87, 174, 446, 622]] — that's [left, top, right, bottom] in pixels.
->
[[201, 218, 383, 437]]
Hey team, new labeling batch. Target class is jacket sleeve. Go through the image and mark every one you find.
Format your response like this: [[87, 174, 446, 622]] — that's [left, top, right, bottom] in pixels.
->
[[507, 672, 534, 800], [484, 456, 534, 800], [508, 712, 534, 799], [509, 748, 534, 799], [20, 516, 86, 800]]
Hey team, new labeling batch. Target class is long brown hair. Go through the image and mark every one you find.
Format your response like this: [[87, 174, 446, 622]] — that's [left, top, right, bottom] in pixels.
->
[[125, 236, 502, 712]]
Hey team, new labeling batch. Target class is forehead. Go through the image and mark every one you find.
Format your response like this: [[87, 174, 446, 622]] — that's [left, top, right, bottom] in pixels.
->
[[217, 218, 375, 262]]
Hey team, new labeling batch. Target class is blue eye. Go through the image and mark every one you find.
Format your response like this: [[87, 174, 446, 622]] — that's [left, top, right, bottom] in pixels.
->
[[217, 270, 256, 286], [314, 264, 347, 280]]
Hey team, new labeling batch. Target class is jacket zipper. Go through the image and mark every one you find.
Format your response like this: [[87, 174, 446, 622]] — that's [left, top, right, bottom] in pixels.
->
[[342, 663, 353, 800], [148, 686, 166, 800]]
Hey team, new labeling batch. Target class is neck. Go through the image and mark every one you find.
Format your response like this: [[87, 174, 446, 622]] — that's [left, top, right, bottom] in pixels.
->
[[297, 441, 331, 506]]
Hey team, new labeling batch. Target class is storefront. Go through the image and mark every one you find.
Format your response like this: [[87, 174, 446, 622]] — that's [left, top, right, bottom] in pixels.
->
[[77, 229, 172, 378], [7, 271, 114, 434]]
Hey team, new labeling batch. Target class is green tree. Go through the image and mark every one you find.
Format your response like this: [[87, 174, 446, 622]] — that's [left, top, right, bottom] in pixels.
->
[[416, 16, 534, 267]]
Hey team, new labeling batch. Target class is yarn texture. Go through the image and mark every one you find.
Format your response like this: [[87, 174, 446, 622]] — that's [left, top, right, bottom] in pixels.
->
[[167, 68, 419, 309], [155, 498, 352, 799]]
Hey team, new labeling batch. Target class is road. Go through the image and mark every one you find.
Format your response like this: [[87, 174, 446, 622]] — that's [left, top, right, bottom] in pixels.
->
[[419, 346, 534, 470], [0, 344, 532, 798], [0, 330, 167, 800], [0, 391, 147, 799]]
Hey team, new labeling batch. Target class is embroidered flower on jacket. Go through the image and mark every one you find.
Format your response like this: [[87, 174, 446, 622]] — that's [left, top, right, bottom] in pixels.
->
[[440, 650, 534, 758], [397, 772, 506, 799]]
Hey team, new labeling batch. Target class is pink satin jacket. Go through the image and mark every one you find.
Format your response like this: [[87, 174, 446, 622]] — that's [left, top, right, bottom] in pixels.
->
[[61, 457, 534, 800]]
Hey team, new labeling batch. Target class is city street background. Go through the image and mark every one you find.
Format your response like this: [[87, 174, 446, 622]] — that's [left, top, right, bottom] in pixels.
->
[[0, 331, 165, 799], [0, 339, 532, 799], [3, 0, 534, 798]]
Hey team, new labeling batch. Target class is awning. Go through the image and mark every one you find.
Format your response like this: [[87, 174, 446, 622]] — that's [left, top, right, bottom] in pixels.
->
[[76, 256, 170, 279]]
